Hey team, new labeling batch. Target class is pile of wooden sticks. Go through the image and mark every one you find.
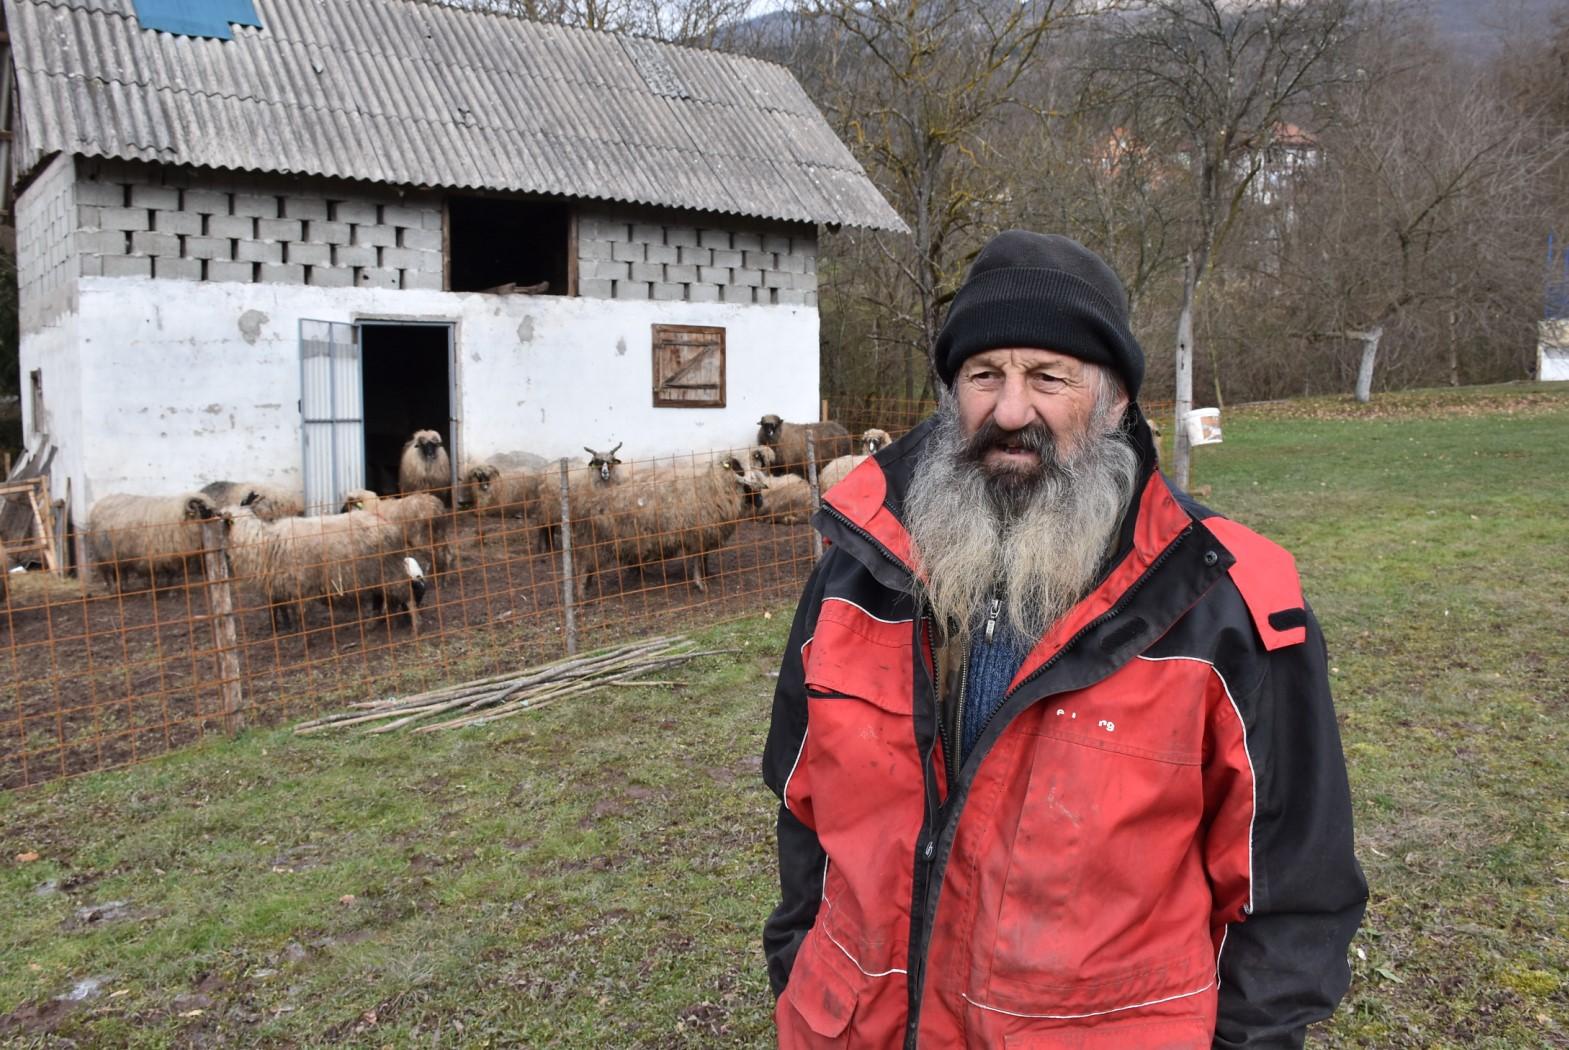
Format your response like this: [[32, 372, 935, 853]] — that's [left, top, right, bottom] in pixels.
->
[[293, 635, 727, 736]]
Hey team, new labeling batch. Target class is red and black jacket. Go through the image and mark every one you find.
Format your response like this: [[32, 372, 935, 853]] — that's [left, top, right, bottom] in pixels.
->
[[762, 407, 1366, 1049]]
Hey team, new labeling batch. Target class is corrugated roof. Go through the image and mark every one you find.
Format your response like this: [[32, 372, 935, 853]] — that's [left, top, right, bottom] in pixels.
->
[[3, 0, 907, 231]]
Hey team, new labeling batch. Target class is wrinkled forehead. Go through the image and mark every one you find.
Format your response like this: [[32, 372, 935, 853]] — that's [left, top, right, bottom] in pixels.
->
[[961, 347, 1086, 376]]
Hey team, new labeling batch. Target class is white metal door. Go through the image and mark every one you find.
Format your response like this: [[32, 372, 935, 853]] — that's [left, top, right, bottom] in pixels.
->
[[299, 319, 364, 515]]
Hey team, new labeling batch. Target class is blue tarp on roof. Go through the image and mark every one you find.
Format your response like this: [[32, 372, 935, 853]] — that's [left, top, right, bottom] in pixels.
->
[[130, 0, 261, 40]]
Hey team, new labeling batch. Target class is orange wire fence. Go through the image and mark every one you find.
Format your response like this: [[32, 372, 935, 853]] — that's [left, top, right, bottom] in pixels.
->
[[0, 397, 1178, 790]]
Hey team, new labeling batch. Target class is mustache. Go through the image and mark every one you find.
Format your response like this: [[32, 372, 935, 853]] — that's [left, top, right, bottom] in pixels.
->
[[960, 420, 1054, 464]]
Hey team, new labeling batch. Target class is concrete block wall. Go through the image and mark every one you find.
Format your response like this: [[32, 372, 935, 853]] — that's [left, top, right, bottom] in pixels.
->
[[16, 154, 79, 329], [70, 158, 443, 291], [577, 206, 817, 306]]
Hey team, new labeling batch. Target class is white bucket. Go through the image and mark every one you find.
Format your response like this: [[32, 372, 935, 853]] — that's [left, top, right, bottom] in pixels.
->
[[1185, 407, 1223, 446]]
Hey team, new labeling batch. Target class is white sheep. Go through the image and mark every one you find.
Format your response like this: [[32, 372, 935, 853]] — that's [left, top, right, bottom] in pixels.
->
[[87, 492, 220, 591], [201, 481, 303, 521], [222, 505, 426, 633], [752, 473, 816, 525], [398, 430, 452, 501], [531, 444, 625, 552], [576, 455, 764, 594], [341, 489, 456, 573]]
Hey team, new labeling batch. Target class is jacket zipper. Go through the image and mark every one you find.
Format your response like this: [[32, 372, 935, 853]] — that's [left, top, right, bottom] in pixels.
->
[[907, 524, 1196, 1048], [968, 525, 1194, 751]]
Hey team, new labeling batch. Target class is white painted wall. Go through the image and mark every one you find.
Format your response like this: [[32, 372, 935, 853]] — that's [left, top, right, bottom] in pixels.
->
[[66, 277, 821, 516], [17, 309, 86, 502]]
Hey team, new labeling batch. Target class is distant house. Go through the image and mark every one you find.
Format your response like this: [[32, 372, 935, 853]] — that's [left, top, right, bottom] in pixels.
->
[[1, 0, 904, 517], [1247, 122, 1320, 209]]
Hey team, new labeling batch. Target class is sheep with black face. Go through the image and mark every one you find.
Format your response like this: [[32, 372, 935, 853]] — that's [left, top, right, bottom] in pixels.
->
[[756, 414, 855, 477], [398, 430, 452, 501]]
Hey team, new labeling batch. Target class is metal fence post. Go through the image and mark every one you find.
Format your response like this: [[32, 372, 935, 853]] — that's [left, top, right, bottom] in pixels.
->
[[199, 517, 246, 734], [558, 458, 578, 656], [806, 431, 823, 561]]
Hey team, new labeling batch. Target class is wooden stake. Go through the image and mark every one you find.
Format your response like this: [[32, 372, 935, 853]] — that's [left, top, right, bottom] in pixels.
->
[[200, 518, 246, 734], [558, 457, 578, 656]]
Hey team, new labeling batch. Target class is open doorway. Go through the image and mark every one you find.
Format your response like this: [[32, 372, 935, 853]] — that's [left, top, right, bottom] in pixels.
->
[[359, 323, 455, 496]]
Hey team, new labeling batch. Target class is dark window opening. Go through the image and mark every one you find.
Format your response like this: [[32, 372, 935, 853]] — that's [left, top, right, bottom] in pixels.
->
[[652, 325, 725, 408], [447, 196, 571, 294], [360, 323, 453, 498]]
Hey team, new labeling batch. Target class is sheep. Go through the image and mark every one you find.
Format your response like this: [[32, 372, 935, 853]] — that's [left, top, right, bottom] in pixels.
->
[[532, 444, 624, 552], [708, 444, 776, 475], [457, 464, 543, 520], [575, 454, 765, 594], [221, 504, 426, 633], [87, 492, 220, 591], [756, 414, 855, 476], [861, 428, 893, 455], [752, 473, 816, 525], [200, 481, 302, 521], [818, 454, 870, 492], [398, 430, 452, 502], [341, 489, 456, 573]]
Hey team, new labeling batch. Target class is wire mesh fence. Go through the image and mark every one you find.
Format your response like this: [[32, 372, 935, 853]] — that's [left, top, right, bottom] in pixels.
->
[[0, 442, 850, 789], [0, 396, 1177, 790]]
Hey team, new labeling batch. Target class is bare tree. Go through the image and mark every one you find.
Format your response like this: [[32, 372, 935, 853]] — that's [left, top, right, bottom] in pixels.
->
[[455, 0, 756, 45], [1094, 0, 1363, 486], [1276, 28, 1569, 400], [785, 0, 1077, 401]]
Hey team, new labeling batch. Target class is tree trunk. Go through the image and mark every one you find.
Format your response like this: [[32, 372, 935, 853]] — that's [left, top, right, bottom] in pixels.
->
[[1447, 308, 1460, 387], [1353, 326, 1384, 403], [1172, 255, 1197, 490]]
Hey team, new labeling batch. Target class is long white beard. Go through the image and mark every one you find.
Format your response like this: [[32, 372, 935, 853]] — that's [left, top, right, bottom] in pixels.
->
[[904, 396, 1140, 646]]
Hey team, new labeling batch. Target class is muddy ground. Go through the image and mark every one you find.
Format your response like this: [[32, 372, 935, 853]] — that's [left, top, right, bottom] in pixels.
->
[[0, 513, 818, 789]]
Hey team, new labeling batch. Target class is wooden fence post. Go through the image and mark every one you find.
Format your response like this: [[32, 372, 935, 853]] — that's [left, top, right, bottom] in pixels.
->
[[199, 518, 246, 733], [558, 458, 578, 656], [806, 431, 823, 562]]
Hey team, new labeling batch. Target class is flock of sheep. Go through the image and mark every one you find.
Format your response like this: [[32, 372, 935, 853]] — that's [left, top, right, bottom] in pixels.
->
[[73, 417, 893, 633]]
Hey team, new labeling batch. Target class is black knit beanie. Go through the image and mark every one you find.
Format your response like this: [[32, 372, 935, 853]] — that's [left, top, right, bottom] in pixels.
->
[[934, 231, 1144, 398]]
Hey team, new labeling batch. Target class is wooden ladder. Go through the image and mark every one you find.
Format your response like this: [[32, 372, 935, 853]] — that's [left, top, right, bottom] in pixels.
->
[[0, 477, 60, 575]]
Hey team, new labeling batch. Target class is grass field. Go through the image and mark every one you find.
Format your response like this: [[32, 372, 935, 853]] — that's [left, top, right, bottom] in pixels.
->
[[2, 383, 1566, 1047]]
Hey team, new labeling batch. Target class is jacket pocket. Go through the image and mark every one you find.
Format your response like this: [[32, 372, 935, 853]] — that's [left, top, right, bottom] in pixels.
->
[[778, 931, 857, 1048]]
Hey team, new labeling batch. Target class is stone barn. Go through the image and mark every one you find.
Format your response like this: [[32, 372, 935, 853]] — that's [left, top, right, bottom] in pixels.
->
[[1, 0, 904, 518]]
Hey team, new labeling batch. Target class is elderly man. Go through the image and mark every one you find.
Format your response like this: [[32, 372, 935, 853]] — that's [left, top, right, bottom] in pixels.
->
[[762, 231, 1366, 1049]]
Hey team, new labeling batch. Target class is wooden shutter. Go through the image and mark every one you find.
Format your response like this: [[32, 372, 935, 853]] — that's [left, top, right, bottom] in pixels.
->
[[652, 325, 725, 408]]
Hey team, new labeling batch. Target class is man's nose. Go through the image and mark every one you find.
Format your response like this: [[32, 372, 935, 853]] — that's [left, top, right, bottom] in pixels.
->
[[992, 374, 1037, 431]]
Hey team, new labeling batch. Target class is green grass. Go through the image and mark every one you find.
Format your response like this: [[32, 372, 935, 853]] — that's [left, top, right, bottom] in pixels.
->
[[2, 384, 1568, 1047]]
